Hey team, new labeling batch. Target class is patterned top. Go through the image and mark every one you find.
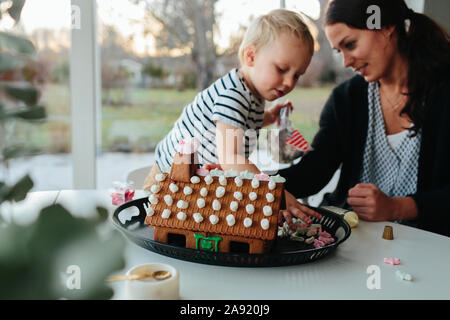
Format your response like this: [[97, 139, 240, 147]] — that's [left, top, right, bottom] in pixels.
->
[[155, 68, 265, 171], [359, 82, 422, 197]]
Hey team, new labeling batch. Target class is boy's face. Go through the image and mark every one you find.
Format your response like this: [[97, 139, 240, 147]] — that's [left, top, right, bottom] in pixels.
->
[[244, 32, 312, 101]]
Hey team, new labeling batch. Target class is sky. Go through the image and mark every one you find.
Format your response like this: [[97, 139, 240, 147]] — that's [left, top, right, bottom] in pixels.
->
[[0, 0, 320, 56]]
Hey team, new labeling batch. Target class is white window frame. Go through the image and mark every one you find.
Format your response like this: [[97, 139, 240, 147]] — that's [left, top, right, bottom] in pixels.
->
[[70, 0, 100, 189]]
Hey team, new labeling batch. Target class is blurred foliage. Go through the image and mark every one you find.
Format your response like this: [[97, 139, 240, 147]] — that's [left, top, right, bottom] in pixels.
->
[[0, 0, 126, 299]]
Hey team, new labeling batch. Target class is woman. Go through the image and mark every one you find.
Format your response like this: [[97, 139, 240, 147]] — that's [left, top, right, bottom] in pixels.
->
[[279, 0, 450, 236]]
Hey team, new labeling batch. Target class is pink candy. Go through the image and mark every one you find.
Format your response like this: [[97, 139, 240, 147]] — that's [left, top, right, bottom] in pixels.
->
[[318, 230, 331, 238], [254, 173, 270, 180], [196, 168, 210, 176], [318, 236, 335, 244], [384, 258, 401, 266]]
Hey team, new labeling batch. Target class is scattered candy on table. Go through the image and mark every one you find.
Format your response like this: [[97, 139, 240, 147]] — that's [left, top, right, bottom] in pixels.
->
[[384, 258, 401, 266], [396, 270, 413, 281], [110, 181, 135, 206]]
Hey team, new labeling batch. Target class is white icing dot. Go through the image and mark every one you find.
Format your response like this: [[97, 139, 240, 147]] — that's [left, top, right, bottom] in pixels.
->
[[200, 187, 208, 197], [177, 211, 187, 221], [251, 178, 260, 189], [249, 192, 257, 201], [268, 181, 276, 190], [266, 193, 275, 203], [193, 213, 203, 223], [246, 204, 255, 214], [234, 176, 243, 187], [204, 175, 213, 185], [155, 173, 166, 182], [216, 186, 226, 198], [146, 206, 154, 216], [169, 183, 179, 193], [261, 218, 270, 230], [177, 200, 188, 209], [197, 198, 206, 209], [209, 214, 219, 225], [190, 176, 200, 184], [161, 209, 171, 219], [183, 186, 193, 195], [244, 217, 253, 228], [226, 214, 235, 226], [219, 175, 227, 186], [233, 191, 243, 201], [212, 199, 221, 211], [148, 194, 158, 205], [230, 201, 238, 212], [150, 184, 161, 194], [263, 205, 273, 217], [164, 194, 173, 206]]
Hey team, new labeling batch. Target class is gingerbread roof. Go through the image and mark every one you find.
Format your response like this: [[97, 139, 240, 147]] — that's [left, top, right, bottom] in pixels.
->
[[144, 172, 284, 241]]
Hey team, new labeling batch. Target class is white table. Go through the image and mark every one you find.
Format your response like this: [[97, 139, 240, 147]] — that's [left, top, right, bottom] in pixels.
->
[[4, 189, 450, 300]]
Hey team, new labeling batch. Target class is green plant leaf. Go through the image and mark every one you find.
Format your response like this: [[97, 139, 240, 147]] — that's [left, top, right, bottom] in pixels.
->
[[1, 174, 34, 202], [0, 52, 24, 72], [0, 32, 36, 55], [2, 82, 38, 105], [11, 105, 46, 121], [7, 0, 25, 23]]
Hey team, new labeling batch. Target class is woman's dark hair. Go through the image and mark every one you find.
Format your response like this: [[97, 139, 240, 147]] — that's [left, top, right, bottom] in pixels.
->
[[325, 0, 450, 136]]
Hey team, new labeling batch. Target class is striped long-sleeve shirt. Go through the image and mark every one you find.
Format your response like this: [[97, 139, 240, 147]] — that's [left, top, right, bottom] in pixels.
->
[[155, 68, 265, 171]]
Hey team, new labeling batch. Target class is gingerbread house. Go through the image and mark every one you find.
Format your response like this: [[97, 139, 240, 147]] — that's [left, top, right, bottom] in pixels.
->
[[144, 139, 285, 254]]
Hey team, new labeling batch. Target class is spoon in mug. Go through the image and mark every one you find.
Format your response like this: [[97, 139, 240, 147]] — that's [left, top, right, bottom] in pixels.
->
[[106, 270, 171, 282]]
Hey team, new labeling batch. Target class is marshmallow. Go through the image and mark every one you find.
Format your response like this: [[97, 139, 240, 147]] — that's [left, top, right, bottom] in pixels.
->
[[266, 193, 275, 203], [177, 211, 187, 221], [234, 176, 243, 187], [216, 186, 226, 198], [249, 192, 257, 201], [233, 191, 243, 201], [230, 201, 238, 212], [200, 187, 208, 197], [197, 198, 206, 209], [251, 178, 260, 189], [263, 205, 273, 217], [270, 174, 286, 183], [169, 183, 179, 193], [226, 214, 236, 227], [190, 176, 200, 184], [246, 204, 255, 214], [193, 213, 203, 223], [196, 168, 210, 176], [209, 214, 219, 225], [210, 168, 223, 177], [305, 236, 315, 244], [212, 199, 221, 211], [204, 175, 213, 185], [155, 173, 166, 182], [177, 200, 188, 209], [150, 184, 161, 194], [163, 194, 173, 206], [148, 194, 158, 205], [224, 169, 239, 177], [183, 186, 193, 195], [219, 175, 227, 186], [396, 270, 413, 281], [243, 217, 253, 228], [146, 206, 154, 216], [161, 209, 171, 219], [268, 181, 276, 190], [260, 218, 270, 230]]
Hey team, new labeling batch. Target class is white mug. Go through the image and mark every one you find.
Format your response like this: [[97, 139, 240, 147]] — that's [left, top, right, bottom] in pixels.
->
[[124, 263, 179, 300]]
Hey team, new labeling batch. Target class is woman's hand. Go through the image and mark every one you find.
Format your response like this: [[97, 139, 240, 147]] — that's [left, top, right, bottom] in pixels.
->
[[347, 183, 397, 221], [278, 190, 323, 230], [263, 100, 293, 127]]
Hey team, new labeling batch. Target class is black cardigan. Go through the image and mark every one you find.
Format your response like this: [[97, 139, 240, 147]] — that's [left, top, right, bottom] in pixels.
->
[[280, 75, 450, 237]]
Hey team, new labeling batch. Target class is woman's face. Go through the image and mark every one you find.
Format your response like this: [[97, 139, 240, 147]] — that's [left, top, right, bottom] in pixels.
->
[[325, 23, 397, 82]]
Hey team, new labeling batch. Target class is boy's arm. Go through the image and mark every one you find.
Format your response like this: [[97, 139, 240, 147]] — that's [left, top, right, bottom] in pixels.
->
[[215, 121, 260, 174], [262, 101, 293, 127]]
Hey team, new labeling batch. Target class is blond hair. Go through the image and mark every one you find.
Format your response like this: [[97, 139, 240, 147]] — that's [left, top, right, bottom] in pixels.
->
[[238, 9, 315, 66]]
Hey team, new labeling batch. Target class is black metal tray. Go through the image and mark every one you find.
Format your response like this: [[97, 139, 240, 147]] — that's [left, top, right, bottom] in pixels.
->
[[111, 197, 351, 267]]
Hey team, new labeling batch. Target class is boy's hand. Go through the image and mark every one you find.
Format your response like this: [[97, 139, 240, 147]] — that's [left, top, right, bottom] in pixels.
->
[[263, 100, 293, 127]]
